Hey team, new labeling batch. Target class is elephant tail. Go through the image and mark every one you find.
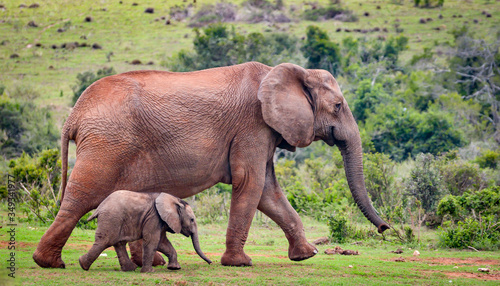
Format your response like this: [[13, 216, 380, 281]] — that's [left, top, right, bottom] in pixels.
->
[[87, 211, 99, 222], [58, 119, 76, 205], [58, 130, 69, 205]]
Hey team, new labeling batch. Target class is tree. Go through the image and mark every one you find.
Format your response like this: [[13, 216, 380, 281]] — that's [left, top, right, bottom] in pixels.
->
[[0, 91, 59, 158], [449, 31, 500, 139], [352, 79, 388, 122], [167, 24, 300, 72], [301, 25, 342, 74], [365, 104, 464, 161]]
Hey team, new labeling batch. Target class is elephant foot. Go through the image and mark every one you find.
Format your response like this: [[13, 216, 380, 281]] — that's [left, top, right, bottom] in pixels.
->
[[79, 256, 91, 271], [221, 250, 252, 267], [153, 252, 166, 266], [131, 252, 165, 267], [288, 241, 318, 261], [33, 249, 65, 269], [140, 266, 154, 273], [167, 261, 181, 270], [120, 262, 138, 272]]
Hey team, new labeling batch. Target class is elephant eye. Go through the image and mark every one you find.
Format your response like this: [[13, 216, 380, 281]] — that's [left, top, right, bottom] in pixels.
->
[[335, 103, 342, 111], [190, 218, 194, 222]]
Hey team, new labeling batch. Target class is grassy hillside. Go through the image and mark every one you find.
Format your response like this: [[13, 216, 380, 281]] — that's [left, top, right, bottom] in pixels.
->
[[1, 0, 498, 115]]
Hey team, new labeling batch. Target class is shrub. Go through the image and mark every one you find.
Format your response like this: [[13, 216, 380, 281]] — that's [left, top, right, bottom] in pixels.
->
[[438, 186, 500, 219], [303, 4, 357, 22], [188, 3, 237, 27], [189, 183, 231, 224], [328, 215, 350, 243], [8, 149, 61, 224], [437, 195, 459, 218], [327, 214, 378, 243], [439, 159, 484, 196], [404, 153, 444, 212], [437, 186, 499, 250], [239, 0, 290, 23], [352, 79, 389, 123], [438, 216, 499, 250], [404, 226, 415, 243], [363, 152, 396, 209], [475, 149, 500, 169], [72, 67, 115, 105]]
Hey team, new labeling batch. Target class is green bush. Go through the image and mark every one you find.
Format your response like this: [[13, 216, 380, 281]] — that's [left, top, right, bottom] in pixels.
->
[[327, 215, 378, 243], [438, 186, 500, 218], [439, 159, 484, 196], [352, 79, 389, 123], [437, 195, 459, 218], [190, 183, 231, 224], [404, 153, 444, 212], [72, 67, 115, 105], [437, 186, 499, 250], [328, 215, 350, 243], [8, 149, 61, 224], [438, 216, 499, 250], [475, 149, 500, 169]]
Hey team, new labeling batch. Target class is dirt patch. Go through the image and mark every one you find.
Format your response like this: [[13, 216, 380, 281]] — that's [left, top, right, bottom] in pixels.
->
[[446, 271, 500, 281], [0, 240, 37, 248]]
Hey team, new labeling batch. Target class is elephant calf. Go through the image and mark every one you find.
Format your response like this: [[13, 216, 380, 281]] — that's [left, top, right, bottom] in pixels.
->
[[79, 190, 212, 272]]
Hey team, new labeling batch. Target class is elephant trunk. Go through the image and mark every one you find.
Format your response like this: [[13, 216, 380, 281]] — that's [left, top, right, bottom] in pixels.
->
[[338, 133, 390, 234], [191, 232, 212, 264]]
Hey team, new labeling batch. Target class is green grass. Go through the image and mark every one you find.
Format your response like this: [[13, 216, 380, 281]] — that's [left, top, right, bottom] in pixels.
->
[[0, 216, 498, 285]]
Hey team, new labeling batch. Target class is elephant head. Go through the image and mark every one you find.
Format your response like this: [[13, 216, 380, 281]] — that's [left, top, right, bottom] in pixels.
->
[[155, 193, 212, 264], [258, 63, 390, 233]]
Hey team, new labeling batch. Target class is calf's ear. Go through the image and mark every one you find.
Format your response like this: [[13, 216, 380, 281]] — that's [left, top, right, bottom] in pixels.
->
[[155, 193, 182, 233]]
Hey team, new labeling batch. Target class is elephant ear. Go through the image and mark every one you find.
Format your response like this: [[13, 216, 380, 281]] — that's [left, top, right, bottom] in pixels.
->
[[258, 63, 315, 148], [155, 193, 182, 233]]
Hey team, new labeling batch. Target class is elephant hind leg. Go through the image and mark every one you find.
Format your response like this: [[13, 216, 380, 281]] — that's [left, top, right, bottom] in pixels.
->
[[33, 183, 100, 268], [129, 240, 166, 267], [114, 241, 138, 272], [79, 241, 108, 271]]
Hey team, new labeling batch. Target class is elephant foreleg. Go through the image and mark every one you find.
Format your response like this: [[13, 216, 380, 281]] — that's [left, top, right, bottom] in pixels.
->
[[157, 233, 180, 270], [140, 234, 161, 273], [257, 161, 318, 261]]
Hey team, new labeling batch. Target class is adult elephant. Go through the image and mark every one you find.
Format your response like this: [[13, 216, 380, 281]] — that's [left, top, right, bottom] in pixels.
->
[[33, 62, 389, 268]]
